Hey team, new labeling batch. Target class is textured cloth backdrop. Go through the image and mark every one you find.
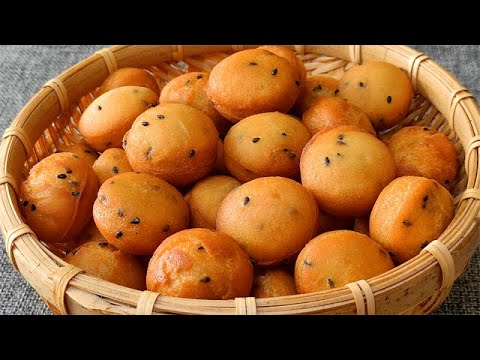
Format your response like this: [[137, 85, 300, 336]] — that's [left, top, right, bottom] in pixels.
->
[[0, 45, 478, 315]]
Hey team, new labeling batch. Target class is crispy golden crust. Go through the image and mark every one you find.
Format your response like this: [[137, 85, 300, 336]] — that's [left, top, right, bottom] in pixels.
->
[[369, 176, 454, 264], [125, 103, 218, 187], [385, 126, 458, 189], [93, 148, 133, 185], [98, 67, 160, 95], [338, 61, 414, 130], [258, 45, 307, 94], [293, 75, 339, 115], [223, 112, 311, 183], [65, 241, 146, 290], [160, 72, 231, 136], [302, 97, 375, 136], [300, 127, 396, 217], [79, 86, 158, 152], [206, 49, 300, 122], [184, 175, 241, 230], [146, 228, 253, 300], [20, 152, 98, 244], [56, 143, 98, 167], [295, 230, 394, 293], [93, 172, 189, 256], [216, 176, 319, 265], [251, 267, 296, 298]]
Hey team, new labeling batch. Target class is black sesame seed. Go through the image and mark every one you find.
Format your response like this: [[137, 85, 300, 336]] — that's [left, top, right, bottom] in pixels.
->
[[271, 68, 278, 75], [112, 166, 119, 174], [313, 85, 322, 92], [304, 259, 313, 266], [287, 151, 296, 159], [200, 276, 211, 283], [337, 140, 346, 145], [444, 179, 450, 185], [31, 204, 36, 211], [117, 209, 124, 217], [189, 149, 196, 157], [130, 218, 140, 224], [403, 219, 412, 226], [72, 248, 79, 256], [334, 89, 339, 95], [197, 74, 203, 79], [387, 96, 392, 104], [142, 121, 149, 127], [162, 224, 170, 232], [243, 196, 250, 206], [281, 132, 287, 136], [197, 246, 204, 250], [146, 147, 152, 160], [23, 200, 29, 207], [423, 127, 429, 131], [324, 157, 330, 166], [157, 114, 165, 119], [359, 82, 364, 87], [249, 62, 257, 66], [57, 174, 67, 179], [420, 241, 429, 249], [85, 149, 93, 154], [422, 195, 429, 209], [250, 258, 257, 265], [115, 231, 123, 239], [337, 152, 342, 157], [110, 181, 115, 185], [327, 278, 334, 288], [295, 80, 300, 87], [252, 137, 260, 143], [97, 105, 102, 110], [66, 169, 72, 174], [338, 134, 344, 140], [150, 102, 158, 108], [98, 242, 108, 248], [72, 191, 80, 197], [388, 250, 396, 258]]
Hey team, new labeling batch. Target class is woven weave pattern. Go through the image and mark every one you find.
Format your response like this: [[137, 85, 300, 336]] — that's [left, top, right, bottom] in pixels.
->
[[0, 45, 478, 315]]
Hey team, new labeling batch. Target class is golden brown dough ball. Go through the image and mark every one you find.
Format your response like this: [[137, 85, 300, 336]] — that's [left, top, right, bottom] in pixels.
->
[[300, 127, 396, 217], [93, 172, 189, 256], [65, 241, 146, 290], [251, 267, 296, 298], [92, 148, 134, 185], [98, 67, 160, 95], [56, 143, 98, 167], [258, 45, 307, 94], [79, 86, 158, 152], [294, 75, 339, 115], [317, 210, 354, 235], [160, 71, 231, 136], [206, 49, 300, 122], [354, 216, 370, 237], [338, 61, 414, 130], [146, 228, 253, 300], [295, 230, 394, 293], [184, 175, 241, 230], [369, 176, 454, 264], [20, 152, 98, 244], [216, 176, 318, 265], [223, 112, 311, 183], [124, 103, 218, 187], [385, 126, 458, 189], [302, 97, 375, 136]]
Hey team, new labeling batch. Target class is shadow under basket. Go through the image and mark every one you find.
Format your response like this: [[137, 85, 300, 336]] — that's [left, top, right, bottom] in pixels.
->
[[1, 45, 479, 315]]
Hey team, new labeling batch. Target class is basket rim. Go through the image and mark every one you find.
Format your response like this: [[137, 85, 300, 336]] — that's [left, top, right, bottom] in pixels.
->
[[1, 45, 479, 315]]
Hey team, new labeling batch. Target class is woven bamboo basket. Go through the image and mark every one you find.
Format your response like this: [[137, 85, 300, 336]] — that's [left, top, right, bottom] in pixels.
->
[[1, 45, 479, 315]]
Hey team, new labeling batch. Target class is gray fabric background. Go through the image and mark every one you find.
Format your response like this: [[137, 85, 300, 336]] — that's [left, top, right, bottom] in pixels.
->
[[0, 45, 478, 315]]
